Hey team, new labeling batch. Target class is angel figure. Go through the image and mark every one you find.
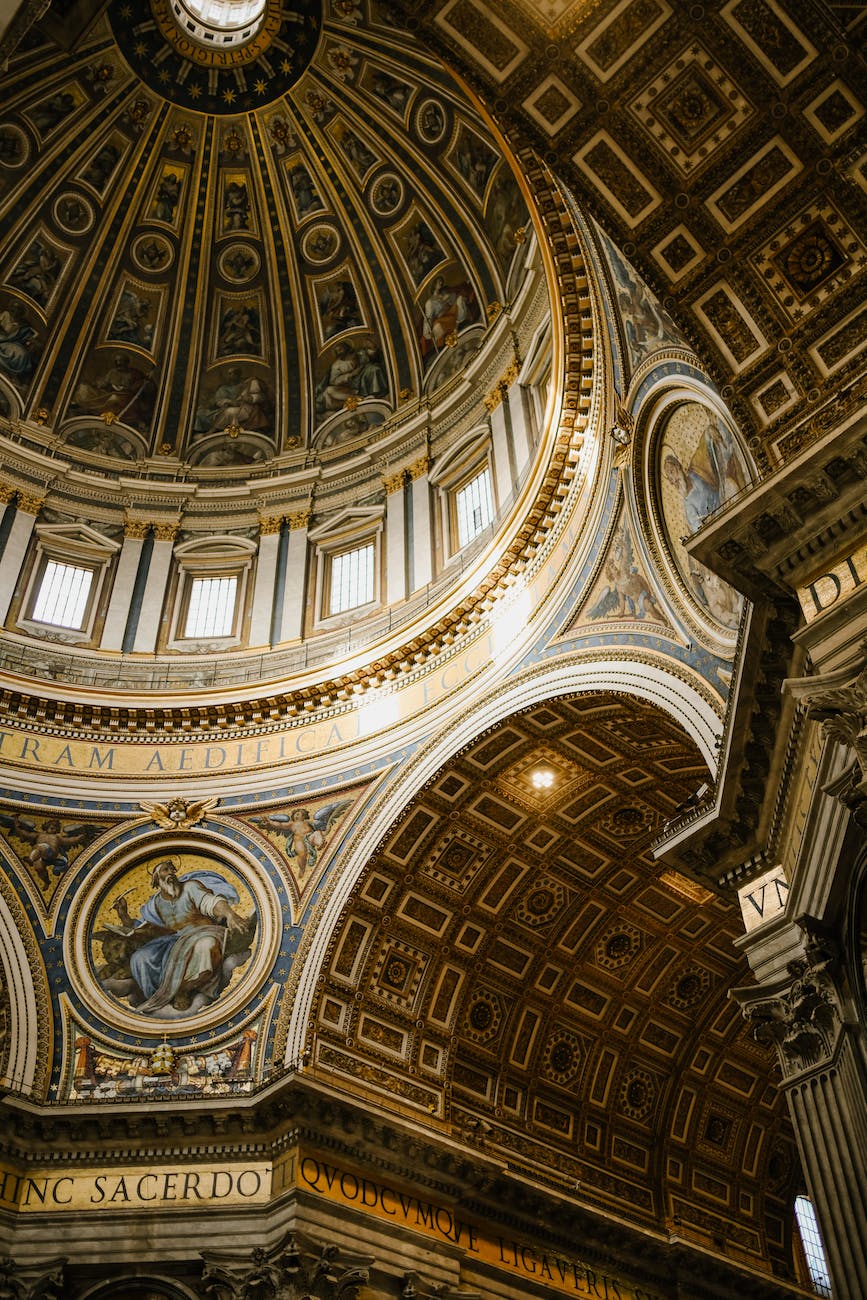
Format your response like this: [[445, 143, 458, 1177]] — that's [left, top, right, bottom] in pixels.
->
[[0, 812, 97, 888], [251, 800, 351, 878], [587, 526, 663, 622]]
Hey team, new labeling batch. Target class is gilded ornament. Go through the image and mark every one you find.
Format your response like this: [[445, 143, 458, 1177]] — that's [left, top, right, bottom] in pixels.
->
[[151, 522, 179, 541], [383, 470, 406, 495], [33, 407, 50, 425], [124, 518, 150, 539], [139, 796, 220, 829], [408, 457, 429, 481], [259, 514, 283, 535], [289, 510, 311, 530], [16, 492, 44, 515]]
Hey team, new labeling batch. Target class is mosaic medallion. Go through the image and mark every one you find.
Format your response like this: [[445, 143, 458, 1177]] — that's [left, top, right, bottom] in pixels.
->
[[68, 840, 279, 1032]]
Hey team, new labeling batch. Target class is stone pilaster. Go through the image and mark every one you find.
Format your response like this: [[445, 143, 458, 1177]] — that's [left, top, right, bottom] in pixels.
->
[[100, 521, 149, 651], [131, 522, 178, 653], [248, 515, 283, 647], [408, 456, 432, 593], [733, 926, 867, 1298], [0, 495, 42, 625], [279, 511, 311, 643], [383, 469, 407, 604]]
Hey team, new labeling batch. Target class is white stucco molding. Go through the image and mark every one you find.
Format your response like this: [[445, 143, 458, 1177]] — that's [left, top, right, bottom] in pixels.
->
[[0, 886, 41, 1093], [284, 653, 721, 1061]]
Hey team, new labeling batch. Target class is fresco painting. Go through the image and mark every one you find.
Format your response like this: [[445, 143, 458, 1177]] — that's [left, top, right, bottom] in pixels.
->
[[0, 295, 43, 391], [450, 124, 497, 201], [79, 135, 126, 195], [315, 275, 364, 340], [0, 810, 103, 899], [69, 349, 157, 432], [216, 295, 264, 359], [418, 269, 480, 362], [192, 366, 274, 438], [659, 402, 748, 629], [314, 337, 388, 420], [68, 1025, 261, 1100], [583, 517, 668, 626], [249, 797, 353, 889], [107, 282, 161, 352], [8, 232, 68, 310], [148, 163, 186, 226]]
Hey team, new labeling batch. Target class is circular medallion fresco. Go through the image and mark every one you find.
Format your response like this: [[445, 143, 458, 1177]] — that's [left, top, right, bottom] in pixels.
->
[[70, 841, 278, 1031], [658, 401, 748, 632]]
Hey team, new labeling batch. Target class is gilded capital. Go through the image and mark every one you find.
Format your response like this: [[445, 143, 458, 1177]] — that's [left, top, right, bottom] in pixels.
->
[[734, 928, 842, 1081], [259, 514, 284, 535], [0, 484, 16, 504], [289, 510, 311, 531], [152, 521, 180, 542], [16, 492, 45, 515], [383, 469, 406, 495], [408, 456, 429, 482], [124, 518, 150, 539]]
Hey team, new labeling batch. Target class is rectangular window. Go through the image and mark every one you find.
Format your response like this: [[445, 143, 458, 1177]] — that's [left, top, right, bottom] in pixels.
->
[[31, 560, 93, 629], [456, 468, 494, 547], [330, 544, 374, 614], [184, 575, 238, 638]]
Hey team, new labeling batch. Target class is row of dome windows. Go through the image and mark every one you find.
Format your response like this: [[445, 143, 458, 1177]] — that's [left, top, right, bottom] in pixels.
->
[[8, 465, 496, 651]]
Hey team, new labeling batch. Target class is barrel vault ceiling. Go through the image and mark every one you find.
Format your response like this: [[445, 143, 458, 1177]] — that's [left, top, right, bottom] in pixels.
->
[[307, 696, 801, 1277]]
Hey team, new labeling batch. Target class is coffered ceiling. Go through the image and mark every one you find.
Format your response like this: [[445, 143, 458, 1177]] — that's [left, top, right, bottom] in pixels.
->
[[396, 0, 867, 471], [309, 695, 801, 1278]]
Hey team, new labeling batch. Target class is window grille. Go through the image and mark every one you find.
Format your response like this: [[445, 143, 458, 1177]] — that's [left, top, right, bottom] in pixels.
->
[[330, 544, 374, 614], [456, 468, 493, 547], [184, 575, 238, 638], [795, 1195, 832, 1297], [31, 561, 93, 629]]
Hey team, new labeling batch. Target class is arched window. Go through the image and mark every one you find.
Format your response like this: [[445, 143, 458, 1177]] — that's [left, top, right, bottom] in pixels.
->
[[795, 1194, 832, 1297]]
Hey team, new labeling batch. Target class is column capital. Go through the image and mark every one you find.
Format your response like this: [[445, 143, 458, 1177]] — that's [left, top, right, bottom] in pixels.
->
[[734, 922, 843, 1080], [259, 514, 284, 536], [123, 518, 151, 540], [288, 510, 311, 531], [0, 484, 16, 504], [787, 657, 867, 793], [383, 469, 406, 495], [408, 456, 429, 482], [15, 491, 45, 515], [152, 521, 180, 542]]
